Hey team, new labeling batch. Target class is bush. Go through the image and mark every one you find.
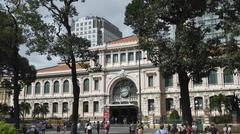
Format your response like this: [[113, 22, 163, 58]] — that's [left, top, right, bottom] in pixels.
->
[[0, 121, 17, 134], [169, 110, 180, 120], [210, 115, 232, 124]]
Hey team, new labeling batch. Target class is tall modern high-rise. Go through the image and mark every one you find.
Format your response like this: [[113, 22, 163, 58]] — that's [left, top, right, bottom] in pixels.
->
[[196, 13, 240, 42], [72, 16, 123, 47]]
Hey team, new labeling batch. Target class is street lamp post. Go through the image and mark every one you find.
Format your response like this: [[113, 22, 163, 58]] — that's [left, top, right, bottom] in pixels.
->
[[138, 50, 146, 123]]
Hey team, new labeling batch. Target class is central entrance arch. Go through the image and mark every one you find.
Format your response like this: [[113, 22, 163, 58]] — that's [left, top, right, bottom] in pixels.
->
[[109, 78, 138, 124]]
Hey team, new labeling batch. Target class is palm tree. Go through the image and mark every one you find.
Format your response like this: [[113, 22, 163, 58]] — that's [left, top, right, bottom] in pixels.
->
[[32, 104, 49, 119], [20, 102, 31, 118], [32, 105, 41, 119], [39, 104, 49, 119]]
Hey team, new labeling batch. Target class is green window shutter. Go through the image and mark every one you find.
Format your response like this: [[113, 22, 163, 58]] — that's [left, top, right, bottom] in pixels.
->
[[165, 75, 173, 87], [208, 70, 217, 85], [63, 80, 69, 93]]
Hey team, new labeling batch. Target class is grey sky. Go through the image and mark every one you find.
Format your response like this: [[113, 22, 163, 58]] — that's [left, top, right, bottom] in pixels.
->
[[20, 0, 133, 69]]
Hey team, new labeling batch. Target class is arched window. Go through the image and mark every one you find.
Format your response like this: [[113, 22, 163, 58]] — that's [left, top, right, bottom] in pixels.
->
[[165, 75, 173, 87], [63, 80, 69, 93], [53, 81, 59, 93], [62, 102, 68, 113], [194, 97, 203, 110], [83, 101, 89, 112], [35, 82, 41, 94], [208, 70, 218, 85], [224, 68, 233, 84], [166, 98, 174, 111], [136, 51, 142, 61], [53, 102, 58, 113], [44, 81, 50, 94], [83, 79, 89, 92], [26, 85, 32, 95]]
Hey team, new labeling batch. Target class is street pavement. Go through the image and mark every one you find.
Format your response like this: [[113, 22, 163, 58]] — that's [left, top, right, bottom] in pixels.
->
[[45, 127, 157, 134]]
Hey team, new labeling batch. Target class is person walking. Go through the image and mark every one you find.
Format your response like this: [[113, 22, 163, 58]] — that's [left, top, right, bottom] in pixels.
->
[[96, 121, 100, 134], [41, 121, 46, 134], [137, 122, 144, 134], [208, 123, 218, 134], [129, 122, 136, 134], [155, 124, 168, 134], [223, 124, 228, 134], [87, 122, 92, 134], [192, 122, 198, 134], [56, 123, 61, 134], [104, 121, 110, 134], [227, 125, 232, 134], [170, 123, 178, 134], [77, 122, 81, 134]]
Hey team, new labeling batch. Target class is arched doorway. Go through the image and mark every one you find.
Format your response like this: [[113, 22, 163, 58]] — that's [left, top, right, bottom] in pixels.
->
[[109, 79, 138, 124]]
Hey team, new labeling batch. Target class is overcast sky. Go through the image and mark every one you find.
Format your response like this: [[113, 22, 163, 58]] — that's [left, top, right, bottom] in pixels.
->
[[20, 0, 133, 69]]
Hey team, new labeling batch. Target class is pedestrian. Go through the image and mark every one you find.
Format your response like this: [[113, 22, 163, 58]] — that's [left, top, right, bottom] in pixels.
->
[[208, 123, 218, 134], [56, 123, 61, 134], [223, 124, 228, 134], [87, 122, 92, 134], [63, 123, 66, 134], [167, 124, 171, 133], [77, 122, 81, 134], [204, 125, 210, 134], [22, 125, 27, 134], [192, 122, 198, 134], [41, 121, 46, 134], [96, 121, 100, 134], [137, 122, 144, 134], [84, 122, 88, 134], [129, 122, 136, 134], [185, 123, 192, 134], [155, 124, 168, 134], [227, 125, 232, 134], [179, 123, 186, 134], [104, 121, 110, 134], [170, 123, 178, 134]]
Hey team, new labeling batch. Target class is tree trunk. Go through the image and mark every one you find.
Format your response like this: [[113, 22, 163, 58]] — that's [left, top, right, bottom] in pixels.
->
[[13, 46, 20, 130], [178, 71, 192, 125], [70, 55, 80, 134]]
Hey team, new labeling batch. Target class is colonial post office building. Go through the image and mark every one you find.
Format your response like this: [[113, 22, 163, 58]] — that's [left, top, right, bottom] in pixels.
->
[[19, 35, 240, 123]]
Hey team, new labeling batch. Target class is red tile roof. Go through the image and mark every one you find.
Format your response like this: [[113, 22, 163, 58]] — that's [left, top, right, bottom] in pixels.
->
[[108, 35, 138, 45], [38, 63, 85, 73]]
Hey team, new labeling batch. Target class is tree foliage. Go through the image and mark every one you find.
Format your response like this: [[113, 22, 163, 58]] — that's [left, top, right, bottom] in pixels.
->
[[32, 104, 49, 119], [0, 121, 17, 134], [213, 0, 240, 70], [20, 102, 31, 118], [169, 109, 180, 120], [125, 0, 221, 125], [0, 1, 36, 129], [15, 0, 96, 133], [0, 103, 11, 115]]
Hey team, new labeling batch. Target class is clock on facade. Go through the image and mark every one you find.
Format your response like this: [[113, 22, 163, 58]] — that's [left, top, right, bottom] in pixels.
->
[[120, 87, 130, 98]]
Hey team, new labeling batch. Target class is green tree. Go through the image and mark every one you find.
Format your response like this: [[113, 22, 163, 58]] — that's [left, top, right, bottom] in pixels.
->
[[169, 109, 180, 120], [0, 3, 37, 130], [20, 102, 31, 123], [0, 103, 11, 116], [32, 104, 49, 119], [17, 1, 97, 133], [32, 105, 40, 119], [125, 0, 219, 125], [214, 0, 240, 70], [39, 104, 49, 119], [0, 121, 17, 134], [210, 94, 228, 115]]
